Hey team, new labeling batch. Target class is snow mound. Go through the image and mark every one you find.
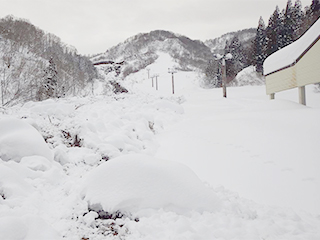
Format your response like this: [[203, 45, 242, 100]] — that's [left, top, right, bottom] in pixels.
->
[[0, 118, 53, 162], [230, 66, 265, 86], [82, 154, 220, 215]]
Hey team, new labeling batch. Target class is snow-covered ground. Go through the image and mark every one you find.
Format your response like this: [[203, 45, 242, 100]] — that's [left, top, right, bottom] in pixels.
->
[[1, 53, 320, 239]]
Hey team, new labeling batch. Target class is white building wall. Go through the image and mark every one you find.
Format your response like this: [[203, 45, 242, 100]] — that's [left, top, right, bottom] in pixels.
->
[[266, 38, 320, 95], [296, 39, 320, 87], [265, 66, 296, 95]]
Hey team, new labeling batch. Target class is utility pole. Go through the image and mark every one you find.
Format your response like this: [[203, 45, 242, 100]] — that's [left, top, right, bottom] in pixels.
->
[[222, 58, 227, 98], [214, 53, 232, 98], [151, 76, 154, 88], [154, 74, 159, 90], [146, 68, 150, 79], [168, 68, 177, 94], [1, 61, 6, 106], [1, 70, 3, 106]]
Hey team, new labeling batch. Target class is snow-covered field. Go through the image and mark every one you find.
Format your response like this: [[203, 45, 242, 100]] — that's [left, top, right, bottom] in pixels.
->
[[1, 53, 320, 239]]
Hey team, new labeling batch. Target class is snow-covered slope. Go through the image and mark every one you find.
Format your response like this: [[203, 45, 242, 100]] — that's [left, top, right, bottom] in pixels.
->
[[0, 53, 320, 239]]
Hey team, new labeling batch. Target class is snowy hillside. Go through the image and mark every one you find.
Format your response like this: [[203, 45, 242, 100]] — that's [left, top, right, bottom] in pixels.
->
[[0, 16, 98, 106], [1, 53, 320, 239], [91, 30, 212, 78]]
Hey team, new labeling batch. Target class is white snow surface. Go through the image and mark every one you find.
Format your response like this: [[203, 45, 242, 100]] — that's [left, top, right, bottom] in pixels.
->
[[264, 19, 320, 75], [0, 52, 319, 239]]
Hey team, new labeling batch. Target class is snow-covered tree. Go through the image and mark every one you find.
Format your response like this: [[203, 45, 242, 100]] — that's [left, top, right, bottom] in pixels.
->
[[304, 0, 320, 30], [224, 36, 247, 81], [202, 60, 221, 88], [292, 0, 305, 40], [266, 6, 282, 56], [282, 0, 295, 47], [310, 0, 320, 21], [43, 57, 57, 99], [253, 17, 267, 73]]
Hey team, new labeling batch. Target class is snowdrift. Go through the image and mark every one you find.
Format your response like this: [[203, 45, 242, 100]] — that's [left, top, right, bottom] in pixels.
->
[[82, 154, 220, 215]]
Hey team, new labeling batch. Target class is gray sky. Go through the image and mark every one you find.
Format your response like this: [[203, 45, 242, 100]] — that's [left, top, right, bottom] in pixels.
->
[[0, 0, 312, 55]]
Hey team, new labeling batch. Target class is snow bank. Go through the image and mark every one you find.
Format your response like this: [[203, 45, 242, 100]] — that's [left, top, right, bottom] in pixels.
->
[[0, 118, 53, 162], [264, 19, 320, 75], [82, 154, 220, 215]]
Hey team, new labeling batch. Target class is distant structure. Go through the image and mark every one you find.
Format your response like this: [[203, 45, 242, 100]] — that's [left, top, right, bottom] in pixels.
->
[[264, 19, 320, 105], [93, 60, 125, 66]]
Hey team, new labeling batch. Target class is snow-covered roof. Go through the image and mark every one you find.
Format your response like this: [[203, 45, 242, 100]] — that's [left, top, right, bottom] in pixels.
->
[[264, 19, 320, 76]]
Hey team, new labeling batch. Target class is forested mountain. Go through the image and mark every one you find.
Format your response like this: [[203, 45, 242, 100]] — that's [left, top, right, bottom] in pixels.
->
[[0, 15, 97, 106]]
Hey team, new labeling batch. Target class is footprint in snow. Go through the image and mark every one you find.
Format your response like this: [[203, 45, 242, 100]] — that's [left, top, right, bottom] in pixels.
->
[[281, 168, 293, 172], [301, 177, 315, 182], [263, 161, 275, 164]]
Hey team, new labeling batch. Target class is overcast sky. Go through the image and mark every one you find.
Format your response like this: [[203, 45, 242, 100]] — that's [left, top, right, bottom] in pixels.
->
[[0, 0, 312, 55]]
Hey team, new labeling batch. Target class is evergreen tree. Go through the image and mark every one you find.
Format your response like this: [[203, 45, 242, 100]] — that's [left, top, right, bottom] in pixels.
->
[[254, 17, 267, 73], [43, 57, 58, 99], [292, 0, 304, 40], [202, 60, 221, 88], [266, 6, 282, 56], [305, 0, 320, 31], [224, 36, 247, 81], [282, 0, 295, 46], [310, 0, 320, 20]]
